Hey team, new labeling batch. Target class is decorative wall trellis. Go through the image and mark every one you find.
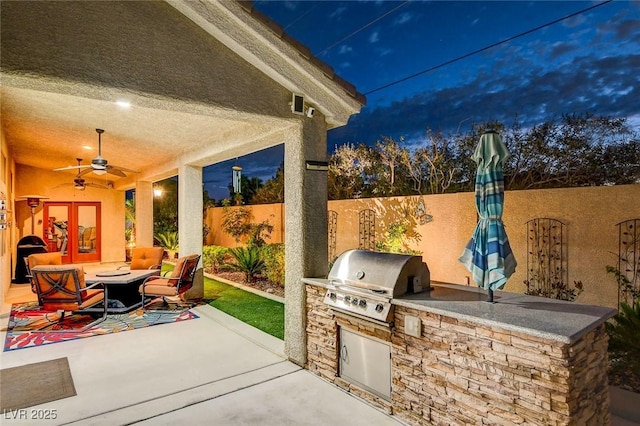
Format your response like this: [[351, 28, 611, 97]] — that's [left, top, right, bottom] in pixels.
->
[[328, 210, 338, 263], [525, 218, 568, 298], [358, 209, 376, 251], [615, 219, 640, 308]]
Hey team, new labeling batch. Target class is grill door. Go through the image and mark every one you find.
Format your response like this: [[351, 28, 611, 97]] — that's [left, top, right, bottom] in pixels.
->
[[339, 328, 391, 400]]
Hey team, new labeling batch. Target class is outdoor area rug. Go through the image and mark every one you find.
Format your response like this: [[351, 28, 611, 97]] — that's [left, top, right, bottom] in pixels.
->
[[0, 357, 76, 410], [2, 301, 198, 352]]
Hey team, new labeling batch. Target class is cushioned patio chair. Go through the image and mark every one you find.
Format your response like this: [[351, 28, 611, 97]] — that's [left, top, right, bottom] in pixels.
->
[[119, 247, 164, 271], [26, 252, 63, 301], [139, 254, 200, 312], [30, 265, 108, 332]]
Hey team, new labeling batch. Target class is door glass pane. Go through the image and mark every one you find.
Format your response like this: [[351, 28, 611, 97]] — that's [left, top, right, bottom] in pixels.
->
[[77, 205, 97, 254], [46, 205, 70, 255]]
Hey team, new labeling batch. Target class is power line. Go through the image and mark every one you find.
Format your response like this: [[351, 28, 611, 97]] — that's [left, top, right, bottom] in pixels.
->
[[364, 0, 614, 96], [283, 2, 320, 31], [315, 1, 410, 57]]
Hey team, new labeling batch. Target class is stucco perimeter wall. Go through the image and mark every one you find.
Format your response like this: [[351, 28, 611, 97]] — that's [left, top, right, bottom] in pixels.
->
[[205, 203, 285, 248], [206, 184, 640, 309]]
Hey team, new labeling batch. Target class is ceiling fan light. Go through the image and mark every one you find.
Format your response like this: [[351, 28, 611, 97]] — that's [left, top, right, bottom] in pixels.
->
[[94, 169, 107, 175]]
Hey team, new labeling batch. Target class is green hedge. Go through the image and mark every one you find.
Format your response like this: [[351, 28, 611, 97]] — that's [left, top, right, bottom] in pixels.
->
[[261, 243, 285, 287], [202, 245, 229, 273]]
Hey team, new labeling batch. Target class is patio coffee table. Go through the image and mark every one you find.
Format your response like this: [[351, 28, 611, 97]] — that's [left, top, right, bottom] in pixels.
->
[[85, 269, 158, 313]]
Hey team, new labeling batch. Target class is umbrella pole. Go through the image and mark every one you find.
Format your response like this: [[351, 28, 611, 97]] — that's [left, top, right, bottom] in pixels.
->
[[487, 288, 494, 303]]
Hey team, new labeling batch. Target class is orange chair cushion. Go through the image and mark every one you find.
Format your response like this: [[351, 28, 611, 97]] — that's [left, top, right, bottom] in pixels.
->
[[32, 265, 103, 311], [139, 278, 180, 297], [130, 247, 164, 270], [27, 252, 63, 295], [43, 289, 104, 311], [32, 264, 87, 288], [170, 254, 199, 280], [28, 252, 62, 269], [139, 254, 198, 300]]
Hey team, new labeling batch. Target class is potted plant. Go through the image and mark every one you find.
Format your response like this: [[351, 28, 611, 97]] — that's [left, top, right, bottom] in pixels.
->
[[154, 231, 179, 260]]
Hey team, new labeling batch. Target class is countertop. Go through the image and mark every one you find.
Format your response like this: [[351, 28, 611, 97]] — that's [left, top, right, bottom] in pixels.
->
[[303, 278, 617, 344]]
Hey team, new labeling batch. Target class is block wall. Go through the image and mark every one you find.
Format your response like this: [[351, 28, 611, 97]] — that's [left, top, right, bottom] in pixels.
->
[[209, 185, 640, 309]]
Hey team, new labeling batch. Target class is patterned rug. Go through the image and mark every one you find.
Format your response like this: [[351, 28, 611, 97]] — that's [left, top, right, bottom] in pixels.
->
[[3, 301, 198, 351]]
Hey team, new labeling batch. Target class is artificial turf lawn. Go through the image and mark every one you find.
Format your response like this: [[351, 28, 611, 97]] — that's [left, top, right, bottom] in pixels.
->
[[205, 276, 285, 340], [162, 263, 284, 340]]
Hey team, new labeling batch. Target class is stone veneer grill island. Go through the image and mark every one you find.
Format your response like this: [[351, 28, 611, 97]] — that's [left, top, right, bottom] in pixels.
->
[[303, 280, 616, 425]]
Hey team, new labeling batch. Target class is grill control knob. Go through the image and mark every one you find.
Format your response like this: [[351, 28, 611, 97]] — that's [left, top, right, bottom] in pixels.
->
[[344, 295, 351, 303], [351, 297, 359, 305], [329, 292, 337, 301], [375, 303, 384, 313], [359, 299, 367, 308]]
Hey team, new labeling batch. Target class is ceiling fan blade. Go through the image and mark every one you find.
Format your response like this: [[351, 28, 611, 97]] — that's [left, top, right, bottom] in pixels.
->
[[78, 165, 126, 177], [53, 165, 91, 171], [85, 182, 110, 189], [52, 182, 74, 189], [110, 165, 139, 174], [105, 167, 126, 178], [77, 168, 94, 177]]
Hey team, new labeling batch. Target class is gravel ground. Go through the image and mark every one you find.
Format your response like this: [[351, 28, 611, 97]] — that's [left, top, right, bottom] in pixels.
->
[[208, 270, 285, 298]]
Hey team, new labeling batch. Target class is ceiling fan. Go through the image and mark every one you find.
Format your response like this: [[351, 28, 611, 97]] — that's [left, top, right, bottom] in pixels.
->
[[56, 159, 111, 190], [54, 129, 139, 177]]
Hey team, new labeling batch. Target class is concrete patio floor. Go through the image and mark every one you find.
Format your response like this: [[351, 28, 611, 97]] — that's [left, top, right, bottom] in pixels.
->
[[1, 283, 400, 426], [2, 277, 639, 425]]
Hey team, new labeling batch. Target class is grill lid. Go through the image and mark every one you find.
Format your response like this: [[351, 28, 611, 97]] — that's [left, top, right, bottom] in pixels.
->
[[328, 249, 430, 297]]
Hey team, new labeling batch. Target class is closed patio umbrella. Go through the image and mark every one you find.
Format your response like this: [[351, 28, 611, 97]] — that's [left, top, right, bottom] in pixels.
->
[[458, 131, 516, 302]]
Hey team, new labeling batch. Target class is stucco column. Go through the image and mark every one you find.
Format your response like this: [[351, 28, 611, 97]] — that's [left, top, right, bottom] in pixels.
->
[[178, 164, 204, 300], [284, 118, 328, 366], [135, 180, 154, 247]]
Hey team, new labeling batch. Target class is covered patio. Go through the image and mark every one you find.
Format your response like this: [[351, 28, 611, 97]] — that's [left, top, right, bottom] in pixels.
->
[[3, 3, 638, 425], [0, 0, 364, 365]]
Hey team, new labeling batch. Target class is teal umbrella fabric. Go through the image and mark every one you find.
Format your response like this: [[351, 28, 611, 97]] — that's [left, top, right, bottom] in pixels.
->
[[458, 131, 516, 293]]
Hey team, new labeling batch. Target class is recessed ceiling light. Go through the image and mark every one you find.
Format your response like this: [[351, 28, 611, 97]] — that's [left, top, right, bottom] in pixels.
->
[[83, 145, 93, 150], [116, 100, 131, 108]]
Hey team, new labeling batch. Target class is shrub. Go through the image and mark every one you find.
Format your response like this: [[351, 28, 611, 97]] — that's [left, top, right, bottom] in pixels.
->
[[202, 245, 229, 273], [223, 246, 265, 283], [221, 206, 251, 242], [524, 279, 583, 301], [246, 221, 274, 248], [261, 243, 285, 287], [606, 301, 640, 391], [221, 205, 274, 248], [375, 221, 421, 255], [154, 230, 179, 257], [607, 265, 640, 305]]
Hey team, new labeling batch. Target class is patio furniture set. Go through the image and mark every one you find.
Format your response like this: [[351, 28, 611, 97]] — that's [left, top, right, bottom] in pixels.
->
[[24, 247, 200, 332]]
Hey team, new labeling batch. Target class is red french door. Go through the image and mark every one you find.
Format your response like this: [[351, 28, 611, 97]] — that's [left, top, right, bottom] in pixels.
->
[[43, 202, 101, 263]]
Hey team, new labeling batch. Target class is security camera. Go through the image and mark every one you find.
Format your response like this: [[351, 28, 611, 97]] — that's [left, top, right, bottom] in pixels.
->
[[306, 106, 315, 118]]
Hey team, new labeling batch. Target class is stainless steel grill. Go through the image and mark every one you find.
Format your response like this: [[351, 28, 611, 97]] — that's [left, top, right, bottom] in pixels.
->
[[323, 249, 430, 323]]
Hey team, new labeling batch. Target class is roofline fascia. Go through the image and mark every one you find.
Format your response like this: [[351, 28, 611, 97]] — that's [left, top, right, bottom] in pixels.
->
[[167, 0, 365, 128]]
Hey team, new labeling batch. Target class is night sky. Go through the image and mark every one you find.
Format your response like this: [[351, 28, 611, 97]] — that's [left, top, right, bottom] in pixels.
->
[[203, 0, 640, 201]]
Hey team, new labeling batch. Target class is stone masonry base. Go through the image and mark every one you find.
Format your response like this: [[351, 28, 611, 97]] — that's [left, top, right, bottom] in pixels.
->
[[305, 284, 610, 425]]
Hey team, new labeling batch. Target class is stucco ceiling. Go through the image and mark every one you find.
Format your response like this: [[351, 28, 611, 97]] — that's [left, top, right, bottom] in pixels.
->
[[0, 0, 363, 189], [1, 86, 250, 181]]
